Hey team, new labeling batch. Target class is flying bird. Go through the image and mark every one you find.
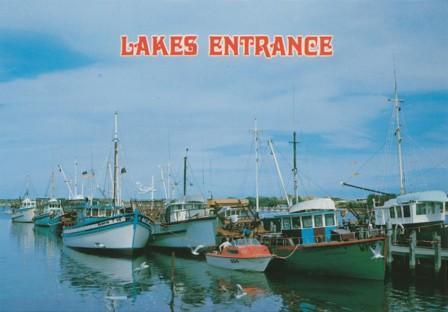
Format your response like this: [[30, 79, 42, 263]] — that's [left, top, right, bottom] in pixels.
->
[[370, 243, 384, 260], [190, 245, 205, 256]]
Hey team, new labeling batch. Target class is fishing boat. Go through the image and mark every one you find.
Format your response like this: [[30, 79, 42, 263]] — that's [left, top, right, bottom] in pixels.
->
[[260, 198, 385, 280], [148, 150, 218, 251], [344, 72, 447, 244], [62, 112, 152, 254], [11, 197, 37, 223], [206, 238, 273, 272], [34, 172, 64, 228], [34, 198, 64, 228]]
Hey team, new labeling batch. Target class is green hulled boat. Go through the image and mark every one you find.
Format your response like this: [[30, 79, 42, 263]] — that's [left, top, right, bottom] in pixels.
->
[[261, 198, 385, 280]]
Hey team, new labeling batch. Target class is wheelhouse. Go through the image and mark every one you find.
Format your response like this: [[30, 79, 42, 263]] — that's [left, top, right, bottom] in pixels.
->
[[261, 198, 338, 245], [165, 196, 214, 223], [374, 191, 447, 226]]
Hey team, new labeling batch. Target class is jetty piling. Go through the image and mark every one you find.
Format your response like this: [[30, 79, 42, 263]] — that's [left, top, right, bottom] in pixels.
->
[[409, 230, 417, 276], [386, 222, 393, 271], [434, 233, 442, 276]]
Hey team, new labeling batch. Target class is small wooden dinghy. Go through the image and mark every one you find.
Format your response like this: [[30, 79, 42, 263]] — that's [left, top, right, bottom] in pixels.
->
[[206, 238, 273, 272]]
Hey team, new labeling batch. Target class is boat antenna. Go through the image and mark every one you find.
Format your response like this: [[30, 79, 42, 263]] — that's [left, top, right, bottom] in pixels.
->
[[388, 68, 406, 195], [113, 111, 119, 206], [183, 148, 189, 197], [289, 131, 299, 204], [251, 119, 261, 212]]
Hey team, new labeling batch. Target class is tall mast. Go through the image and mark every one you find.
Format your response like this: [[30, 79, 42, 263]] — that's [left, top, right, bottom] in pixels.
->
[[50, 171, 56, 198], [289, 131, 299, 204], [183, 148, 188, 197], [388, 70, 406, 195], [253, 119, 261, 212], [113, 112, 119, 206]]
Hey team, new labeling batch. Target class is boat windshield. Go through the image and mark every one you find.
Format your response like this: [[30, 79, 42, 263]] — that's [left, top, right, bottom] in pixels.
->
[[232, 238, 260, 246]]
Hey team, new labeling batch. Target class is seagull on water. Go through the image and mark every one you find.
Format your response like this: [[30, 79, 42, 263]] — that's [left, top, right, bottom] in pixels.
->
[[133, 261, 149, 272], [235, 284, 247, 299]]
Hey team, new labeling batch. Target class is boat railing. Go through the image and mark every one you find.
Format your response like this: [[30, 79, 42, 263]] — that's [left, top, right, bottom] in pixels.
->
[[259, 228, 385, 247]]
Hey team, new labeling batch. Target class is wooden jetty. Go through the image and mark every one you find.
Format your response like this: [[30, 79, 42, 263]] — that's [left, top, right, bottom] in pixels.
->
[[385, 222, 448, 279]]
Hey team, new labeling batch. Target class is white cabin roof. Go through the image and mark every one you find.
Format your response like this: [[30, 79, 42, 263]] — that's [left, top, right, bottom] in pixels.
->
[[381, 190, 447, 208], [289, 198, 336, 213]]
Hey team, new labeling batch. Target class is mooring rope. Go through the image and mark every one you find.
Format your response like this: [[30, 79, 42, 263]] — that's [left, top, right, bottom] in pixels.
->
[[273, 244, 300, 260]]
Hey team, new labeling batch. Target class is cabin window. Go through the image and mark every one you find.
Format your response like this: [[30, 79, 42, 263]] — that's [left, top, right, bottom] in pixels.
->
[[325, 214, 335, 226], [282, 218, 291, 230], [263, 220, 271, 231], [292, 217, 301, 229], [403, 205, 411, 218], [86, 209, 91, 217], [435, 202, 443, 213], [106, 210, 112, 217], [92, 209, 98, 217], [396, 206, 402, 218], [272, 220, 281, 232], [314, 215, 323, 228], [389, 207, 396, 218], [428, 202, 436, 214], [302, 216, 313, 228], [416, 203, 426, 215]]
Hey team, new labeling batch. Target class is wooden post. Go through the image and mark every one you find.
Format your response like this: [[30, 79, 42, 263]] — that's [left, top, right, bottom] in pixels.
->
[[409, 230, 416, 277], [386, 221, 393, 271], [170, 251, 176, 310], [434, 233, 442, 277]]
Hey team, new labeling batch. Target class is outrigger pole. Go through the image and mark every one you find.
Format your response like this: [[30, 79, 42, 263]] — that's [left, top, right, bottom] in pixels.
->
[[340, 181, 394, 196]]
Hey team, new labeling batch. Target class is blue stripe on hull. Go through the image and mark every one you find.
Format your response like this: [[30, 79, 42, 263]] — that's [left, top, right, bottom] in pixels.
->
[[63, 220, 151, 238]]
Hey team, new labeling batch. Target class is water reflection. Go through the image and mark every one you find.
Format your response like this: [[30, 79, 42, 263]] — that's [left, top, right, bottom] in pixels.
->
[[33, 225, 62, 258], [10, 222, 35, 251], [59, 248, 152, 310], [2, 215, 448, 311], [149, 252, 273, 310]]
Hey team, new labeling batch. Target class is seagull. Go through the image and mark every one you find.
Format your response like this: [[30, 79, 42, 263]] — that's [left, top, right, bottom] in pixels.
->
[[235, 284, 247, 299], [191, 245, 205, 256], [133, 261, 149, 272], [370, 243, 384, 260]]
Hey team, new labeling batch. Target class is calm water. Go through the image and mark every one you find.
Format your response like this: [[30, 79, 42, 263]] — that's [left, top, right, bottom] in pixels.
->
[[1, 214, 448, 311]]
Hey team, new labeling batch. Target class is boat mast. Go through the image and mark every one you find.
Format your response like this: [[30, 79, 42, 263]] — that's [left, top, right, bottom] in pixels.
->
[[74, 160, 79, 197], [268, 139, 291, 207], [389, 70, 406, 195], [253, 119, 261, 212], [50, 171, 56, 199], [113, 112, 119, 206], [290, 131, 299, 204], [183, 148, 188, 197]]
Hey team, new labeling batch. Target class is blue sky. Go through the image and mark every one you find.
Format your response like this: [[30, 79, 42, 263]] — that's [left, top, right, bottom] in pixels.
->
[[0, 1, 447, 200]]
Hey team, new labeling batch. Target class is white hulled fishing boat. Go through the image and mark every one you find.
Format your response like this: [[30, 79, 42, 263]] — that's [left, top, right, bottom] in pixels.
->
[[11, 197, 36, 223], [148, 150, 218, 250], [62, 112, 152, 254]]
